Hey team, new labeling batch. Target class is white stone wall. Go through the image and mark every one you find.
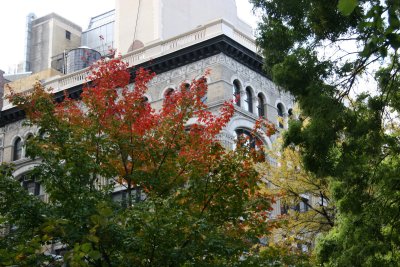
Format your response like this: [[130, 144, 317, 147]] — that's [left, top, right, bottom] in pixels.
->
[[114, 0, 253, 54]]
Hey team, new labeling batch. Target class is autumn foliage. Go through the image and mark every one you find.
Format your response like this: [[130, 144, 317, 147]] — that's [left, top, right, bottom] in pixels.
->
[[2, 57, 276, 266]]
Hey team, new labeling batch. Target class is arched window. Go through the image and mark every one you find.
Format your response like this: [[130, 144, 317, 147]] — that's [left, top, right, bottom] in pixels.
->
[[244, 87, 253, 113], [25, 134, 34, 158], [21, 174, 41, 196], [277, 103, 285, 129], [198, 77, 208, 103], [39, 129, 46, 140], [183, 83, 190, 91], [233, 80, 241, 107], [235, 129, 256, 149], [164, 88, 175, 105], [13, 137, 22, 161], [288, 108, 293, 119], [164, 88, 174, 99], [258, 93, 265, 118], [235, 128, 265, 161]]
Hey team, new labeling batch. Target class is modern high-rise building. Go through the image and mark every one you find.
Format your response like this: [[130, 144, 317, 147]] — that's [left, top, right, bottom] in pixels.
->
[[82, 9, 115, 56]]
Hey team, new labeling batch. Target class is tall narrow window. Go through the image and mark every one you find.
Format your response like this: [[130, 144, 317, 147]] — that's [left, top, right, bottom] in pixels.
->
[[198, 77, 208, 103], [164, 88, 175, 105], [183, 83, 190, 91], [65, 30, 71, 40], [258, 93, 265, 118], [277, 103, 285, 129], [233, 80, 241, 107], [245, 87, 253, 113], [25, 134, 33, 158], [288, 108, 293, 119], [13, 137, 22, 161]]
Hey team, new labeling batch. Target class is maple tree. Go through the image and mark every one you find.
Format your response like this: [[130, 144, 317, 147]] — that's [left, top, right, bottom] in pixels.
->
[[0, 56, 277, 266]]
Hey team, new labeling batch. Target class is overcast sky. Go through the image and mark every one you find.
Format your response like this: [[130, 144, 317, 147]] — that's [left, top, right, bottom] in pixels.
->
[[0, 0, 259, 73]]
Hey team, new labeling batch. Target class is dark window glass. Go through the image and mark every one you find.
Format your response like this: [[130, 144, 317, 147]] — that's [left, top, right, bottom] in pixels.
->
[[198, 78, 207, 103], [25, 134, 33, 158], [21, 175, 41, 196], [163, 88, 175, 105], [183, 83, 190, 91], [13, 137, 22, 161], [258, 93, 265, 118], [288, 108, 294, 119], [233, 80, 241, 107], [277, 103, 285, 128], [300, 199, 309, 212], [66, 30, 71, 40], [245, 87, 253, 113], [164, 88, 174, 98]]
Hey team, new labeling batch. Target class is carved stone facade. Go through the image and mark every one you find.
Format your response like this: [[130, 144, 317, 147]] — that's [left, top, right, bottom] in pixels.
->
[[1, 53, 293, 176]]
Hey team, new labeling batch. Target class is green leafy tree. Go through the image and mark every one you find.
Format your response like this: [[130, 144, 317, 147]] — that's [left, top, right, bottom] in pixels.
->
[[251, 0, 400, 265], [0, 57, 274, 266]]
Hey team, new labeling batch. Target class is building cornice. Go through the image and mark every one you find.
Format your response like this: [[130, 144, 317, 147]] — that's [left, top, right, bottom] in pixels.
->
[[0, 34, 266, 127]]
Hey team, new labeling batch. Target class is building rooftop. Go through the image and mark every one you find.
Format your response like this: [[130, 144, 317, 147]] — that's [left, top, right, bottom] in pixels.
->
[[32, 12, 82, 32]]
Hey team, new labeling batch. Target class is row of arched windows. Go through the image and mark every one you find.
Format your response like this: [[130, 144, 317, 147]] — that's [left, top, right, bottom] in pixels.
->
[[163, 81, 207, 103], [233, 79, 292, 129], [233, 79, 266, 118]]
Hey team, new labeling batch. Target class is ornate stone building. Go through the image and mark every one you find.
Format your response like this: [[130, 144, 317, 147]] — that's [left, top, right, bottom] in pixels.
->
[[0, 0, 293, 203]]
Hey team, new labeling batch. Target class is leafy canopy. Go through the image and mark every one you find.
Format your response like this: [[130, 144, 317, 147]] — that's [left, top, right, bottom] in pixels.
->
[[252, 0, 400, 265], [1, 57, 275, 266]]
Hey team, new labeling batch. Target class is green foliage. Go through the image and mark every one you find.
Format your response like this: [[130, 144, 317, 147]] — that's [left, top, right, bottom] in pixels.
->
[[252, 0, 400, 265], [0, 61, 275, 266], [337, 0, 358, 16]]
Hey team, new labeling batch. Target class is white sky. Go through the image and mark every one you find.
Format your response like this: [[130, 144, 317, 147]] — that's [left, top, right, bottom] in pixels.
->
[[0, 0, 259, 73]]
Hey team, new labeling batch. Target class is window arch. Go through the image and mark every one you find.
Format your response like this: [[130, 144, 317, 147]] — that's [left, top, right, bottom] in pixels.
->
[[197, 77, 208, 103], [38, 129, 47, 140], [163, 88, 175, 105], [235, 128, 265, 161], [235, 129, 255, 149], [244, 87, 253, 113], [182, 83, 190, 91], [232, 80, 241, 107], [288, 108, 293, 118], [258, 93, 266, 118], [277, 103, 285, 129], [164, 88, 175, 98], [13, 137, 22, 161]]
